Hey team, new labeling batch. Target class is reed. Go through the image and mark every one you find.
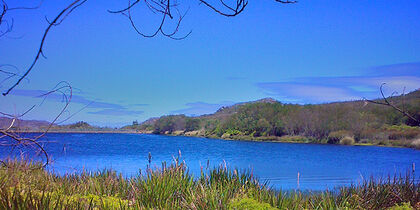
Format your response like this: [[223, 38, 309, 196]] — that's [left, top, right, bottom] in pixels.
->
[[0, 158, 418, 209]]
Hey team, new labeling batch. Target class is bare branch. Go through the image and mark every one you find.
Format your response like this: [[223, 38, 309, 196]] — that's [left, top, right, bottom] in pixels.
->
[[0, 82, 73, 167], [0, 64, 30, 86], [108, 0, 141, 14], [2, 0, 87, 96], [0, 0, 43, 38], [364, 83, 420, 126], [198, 0, 248, 17], [198, 0, 296, 17], [114, 0, 191, 40], [274, 0, 297, 3]]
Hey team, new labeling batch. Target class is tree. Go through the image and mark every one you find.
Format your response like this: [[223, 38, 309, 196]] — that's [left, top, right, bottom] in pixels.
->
[[185, 118, 200, 132]]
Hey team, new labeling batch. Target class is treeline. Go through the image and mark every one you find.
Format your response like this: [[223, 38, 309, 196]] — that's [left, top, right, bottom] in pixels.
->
[[129, 90, 420, 148]]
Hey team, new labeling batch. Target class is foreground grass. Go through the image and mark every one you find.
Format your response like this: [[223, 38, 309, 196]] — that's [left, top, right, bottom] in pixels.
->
[[0, 159, 418, 209]]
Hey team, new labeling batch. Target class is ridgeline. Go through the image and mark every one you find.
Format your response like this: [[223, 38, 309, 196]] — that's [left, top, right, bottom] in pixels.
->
[[124, 90, 420, 149]]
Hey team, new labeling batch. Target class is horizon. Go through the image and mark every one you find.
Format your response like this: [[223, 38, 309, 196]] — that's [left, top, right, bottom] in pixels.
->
[[5, 88, 420, 129], [1, 0, 420, 127]]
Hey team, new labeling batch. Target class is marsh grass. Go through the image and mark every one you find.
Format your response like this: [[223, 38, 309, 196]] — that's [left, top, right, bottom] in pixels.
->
[[0, 158, 418, 209]]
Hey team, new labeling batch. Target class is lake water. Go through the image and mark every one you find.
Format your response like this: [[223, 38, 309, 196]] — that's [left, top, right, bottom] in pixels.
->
[[1, 133, 419, 191]]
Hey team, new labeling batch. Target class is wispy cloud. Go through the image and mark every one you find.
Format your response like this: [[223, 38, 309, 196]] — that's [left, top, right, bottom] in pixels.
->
[[10, 89, 145, 117], [171, 101, 235, 116], [11, 89, 124, 109], [88, 109, 144, 116], [258, 83, 360, 103], [367, 62, 420, 77], [257, 62, 420, 104]]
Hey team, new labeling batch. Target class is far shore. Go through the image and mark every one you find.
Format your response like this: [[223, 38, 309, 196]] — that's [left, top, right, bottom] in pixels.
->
[[17, 130, 141, 134], [15, 130, 419, 150]]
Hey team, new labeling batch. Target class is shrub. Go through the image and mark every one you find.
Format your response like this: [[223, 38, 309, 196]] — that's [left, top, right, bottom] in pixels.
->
[[339, 136, 355, 145], [388, 130, 420, 140], [278, 135, 308, 143], [221, 133, 231, 139], [385, 125, 420, 140], [229, 197, 277, 210], [388, 202, 413, 210], [327, 130, 353, 144], [410, 139, 420, 150]]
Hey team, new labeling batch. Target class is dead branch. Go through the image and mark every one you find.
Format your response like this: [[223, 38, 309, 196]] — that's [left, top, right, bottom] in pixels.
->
[[274, 0, 297, 3], [0, 0, 43, 38], [2, 0, 87, 96], [0, 64, 30, 87], [198, 0, 248, 17], [110, 0, 191, 40], [0, 82, 73, 167], [364, 83, 420, 126], [198, 0, 296, 17]]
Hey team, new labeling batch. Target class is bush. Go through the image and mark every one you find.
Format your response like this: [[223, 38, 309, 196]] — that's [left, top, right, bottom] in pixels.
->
[[339, 136, 355, 145], [388, 202, 413, 210], [278, 135, 308, 143], [229, 197, 277, 210], [327, 130, 353, 144], [221, 133, 231, 138], [410, 139, 420, 150], [388, 130, 420, 140], [385, 125, 420, 140]]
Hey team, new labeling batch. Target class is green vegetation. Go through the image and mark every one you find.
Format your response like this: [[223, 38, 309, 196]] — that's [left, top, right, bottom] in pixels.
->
[[228, 197, 277, 210], [0, 159, 418, 209], [129, 90, 420, 149]]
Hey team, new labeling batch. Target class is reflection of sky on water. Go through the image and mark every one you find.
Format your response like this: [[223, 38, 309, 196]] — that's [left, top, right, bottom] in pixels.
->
[[1, 133, 418, 191]]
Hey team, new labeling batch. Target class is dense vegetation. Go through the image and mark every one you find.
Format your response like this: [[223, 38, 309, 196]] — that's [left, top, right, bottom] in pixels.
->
[[0, 119, 119, 133], [126, 90, 420, 148], [0, 159, 418, 209]]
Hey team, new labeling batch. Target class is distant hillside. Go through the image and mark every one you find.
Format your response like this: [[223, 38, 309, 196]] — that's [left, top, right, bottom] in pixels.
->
[[0, 118, 115, 132], [129, 90, 420, 148], [0, 117, 51, 130]]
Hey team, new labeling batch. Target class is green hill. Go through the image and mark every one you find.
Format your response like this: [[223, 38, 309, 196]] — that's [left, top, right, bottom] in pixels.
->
[[130, 90, 420, 148]]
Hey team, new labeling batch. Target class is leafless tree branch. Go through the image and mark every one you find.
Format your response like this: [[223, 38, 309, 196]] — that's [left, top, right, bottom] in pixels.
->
[[110, 0, 191, 40], [0, 0, 43, 38], [2, 0, 87, 96], [197, 0, 296, 17], [0, 82, 73, 167], [364, 83, 420, 126], [274, 0, 297, 3], [198, 0, 248, 17]]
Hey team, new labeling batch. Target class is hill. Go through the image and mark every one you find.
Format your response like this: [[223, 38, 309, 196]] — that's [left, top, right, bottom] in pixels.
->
[[0, 118, 116, 132], [0, 117, 51, 130], [129, 90, 420, 148]]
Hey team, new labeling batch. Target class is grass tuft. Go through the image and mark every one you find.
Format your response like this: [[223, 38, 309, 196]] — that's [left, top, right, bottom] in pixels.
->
[[0, 159, 418, 209]]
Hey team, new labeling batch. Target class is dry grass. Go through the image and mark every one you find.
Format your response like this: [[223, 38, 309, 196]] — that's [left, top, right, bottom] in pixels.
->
[[340, 136, 355, 145], [410, 139, 420, 150]]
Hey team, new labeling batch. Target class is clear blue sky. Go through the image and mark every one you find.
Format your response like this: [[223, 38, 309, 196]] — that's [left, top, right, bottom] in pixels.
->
[[1, 0, 420, 127]]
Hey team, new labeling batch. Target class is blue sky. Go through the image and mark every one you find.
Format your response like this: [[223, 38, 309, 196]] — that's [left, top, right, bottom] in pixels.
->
[[1, 0, 420, 127]]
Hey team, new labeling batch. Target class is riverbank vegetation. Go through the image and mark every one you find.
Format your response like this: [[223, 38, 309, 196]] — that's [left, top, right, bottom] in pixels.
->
[[0, 159, 418, 209], [126, 90, 420, 149]]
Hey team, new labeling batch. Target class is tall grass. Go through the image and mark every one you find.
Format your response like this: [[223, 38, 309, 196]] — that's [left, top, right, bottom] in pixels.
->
[[0, 158, 418, 209]]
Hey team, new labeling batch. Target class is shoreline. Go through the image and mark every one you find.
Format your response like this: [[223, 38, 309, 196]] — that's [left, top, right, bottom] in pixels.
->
[[14, 130, 419, 149]]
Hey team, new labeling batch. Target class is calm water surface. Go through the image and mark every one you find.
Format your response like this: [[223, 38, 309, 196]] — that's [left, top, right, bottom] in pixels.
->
[[2, 133, 419, 191]]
